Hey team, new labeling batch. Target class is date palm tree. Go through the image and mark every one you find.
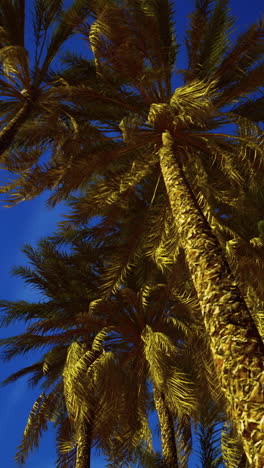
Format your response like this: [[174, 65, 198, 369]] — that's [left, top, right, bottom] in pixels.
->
[[0, 238, 99, 466], [0, 0, 263, 464], [0, 238, 153, 467], [67, 4, 264, 465], [0, 0, 97, 161], [1, 220, 251, 466], [87, 272, 233, 468], [61, 146, 264, 466]]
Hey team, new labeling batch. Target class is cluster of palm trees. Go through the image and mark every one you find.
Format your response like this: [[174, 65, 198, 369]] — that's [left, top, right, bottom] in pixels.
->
[[0, 0, 263, 467]]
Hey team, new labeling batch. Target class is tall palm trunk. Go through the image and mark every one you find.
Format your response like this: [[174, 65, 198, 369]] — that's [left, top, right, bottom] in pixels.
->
[[76, 421, 93, 468], [159, 131, 264, 467], [153, 385, 178, 468], [0, 101, 32, 157]]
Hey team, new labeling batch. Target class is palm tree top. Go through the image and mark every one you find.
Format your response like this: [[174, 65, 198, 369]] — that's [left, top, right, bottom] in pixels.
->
[[0, 0, 263, 206]]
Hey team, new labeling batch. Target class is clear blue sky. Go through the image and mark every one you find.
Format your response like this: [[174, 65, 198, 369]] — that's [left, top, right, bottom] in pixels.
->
[[0, 1, 263, 467]]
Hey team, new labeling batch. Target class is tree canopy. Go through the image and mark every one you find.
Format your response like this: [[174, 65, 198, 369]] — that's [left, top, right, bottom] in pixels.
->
[[0, 1, 263, 467]]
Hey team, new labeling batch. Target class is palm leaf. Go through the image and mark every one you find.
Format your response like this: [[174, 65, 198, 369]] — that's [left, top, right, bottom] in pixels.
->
[[15, 382, 63, 465]]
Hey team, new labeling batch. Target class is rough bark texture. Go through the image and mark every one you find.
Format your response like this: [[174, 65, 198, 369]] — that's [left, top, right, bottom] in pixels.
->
[[153, 385, 178, 468], [76, 421, 92, 468], [0, 101, 32, 157], [159, 131, 264, 467]]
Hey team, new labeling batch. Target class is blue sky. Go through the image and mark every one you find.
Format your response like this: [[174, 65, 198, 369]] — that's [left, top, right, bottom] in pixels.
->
[[0, 0, 263, 467]]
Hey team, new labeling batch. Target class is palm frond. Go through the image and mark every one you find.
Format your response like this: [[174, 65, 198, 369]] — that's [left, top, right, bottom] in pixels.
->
[[195, 400, 224, 468], [232, 95, 264, 123], [37, 0, 93, 83], [185, 0, 212, 81], [142, 325, 197, 417], [15, 382, 63, 465], [221, 422, 248, 468], [215, 17, 264, 104], [0, 0, 25, 47], [1, 362, 43, 386]]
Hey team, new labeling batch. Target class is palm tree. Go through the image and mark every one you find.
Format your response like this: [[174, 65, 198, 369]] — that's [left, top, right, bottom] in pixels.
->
[[1, 221, 251, 466], [0, 238, 99, 466], [0, 237, 153, 467], [63, 333, 150, 468], [63, 330, 155, 468], [88, 277, 229, 468], [63, 339, 102, 468], [0, 0, 96, 160], [0, 1, 144, 204], [69, 4, 264, 464], [0, 0, 263, 463], [62, 148, 264, 466]]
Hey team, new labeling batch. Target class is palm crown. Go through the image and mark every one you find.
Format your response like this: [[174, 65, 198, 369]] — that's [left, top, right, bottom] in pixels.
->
[[0, 0, 98, 163]]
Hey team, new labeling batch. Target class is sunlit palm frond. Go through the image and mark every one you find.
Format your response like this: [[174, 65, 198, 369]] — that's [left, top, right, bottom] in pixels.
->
[[142, 325, 197, 417], [15, 382, 64, 465], [221, 422, 248, 468]]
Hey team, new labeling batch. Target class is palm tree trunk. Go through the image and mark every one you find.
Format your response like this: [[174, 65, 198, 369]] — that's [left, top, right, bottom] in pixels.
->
[[159, 131, 264, 467], [76, 421, 92, 468], [153, 385, 178, 468], [0, 101, 32, 158]]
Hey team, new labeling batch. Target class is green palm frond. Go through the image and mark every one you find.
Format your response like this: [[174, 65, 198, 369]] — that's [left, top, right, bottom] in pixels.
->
[[195, 400, 224, 468], [63, 334, 151, 465], [189, 325, 223, 404], [185, 0, 212, 81], [215, 17, 264, 104], [99, 216, 151, 297], [0, 45, 30, 85], [221, 423, 248, 468], [185, 0, 235, 81], [0, 300, 53, 326], [32, 0, 63, 46], [89, 2, 144, 80], [58, 53, 97, 83], [0, 332, 69, 360], [142, 325, 197, 417], [142, 197, 181, 274], [63, 341, 96, 423], [42, 345, 68, 376], [171, 414, 193, 466], [198, 0, 234, 77], [1, 362, 43, 387], [127, 0, 177, 95], [220, 60, 264, 105], [15, 382, 64, 465], [35, 0, 94, 84]]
